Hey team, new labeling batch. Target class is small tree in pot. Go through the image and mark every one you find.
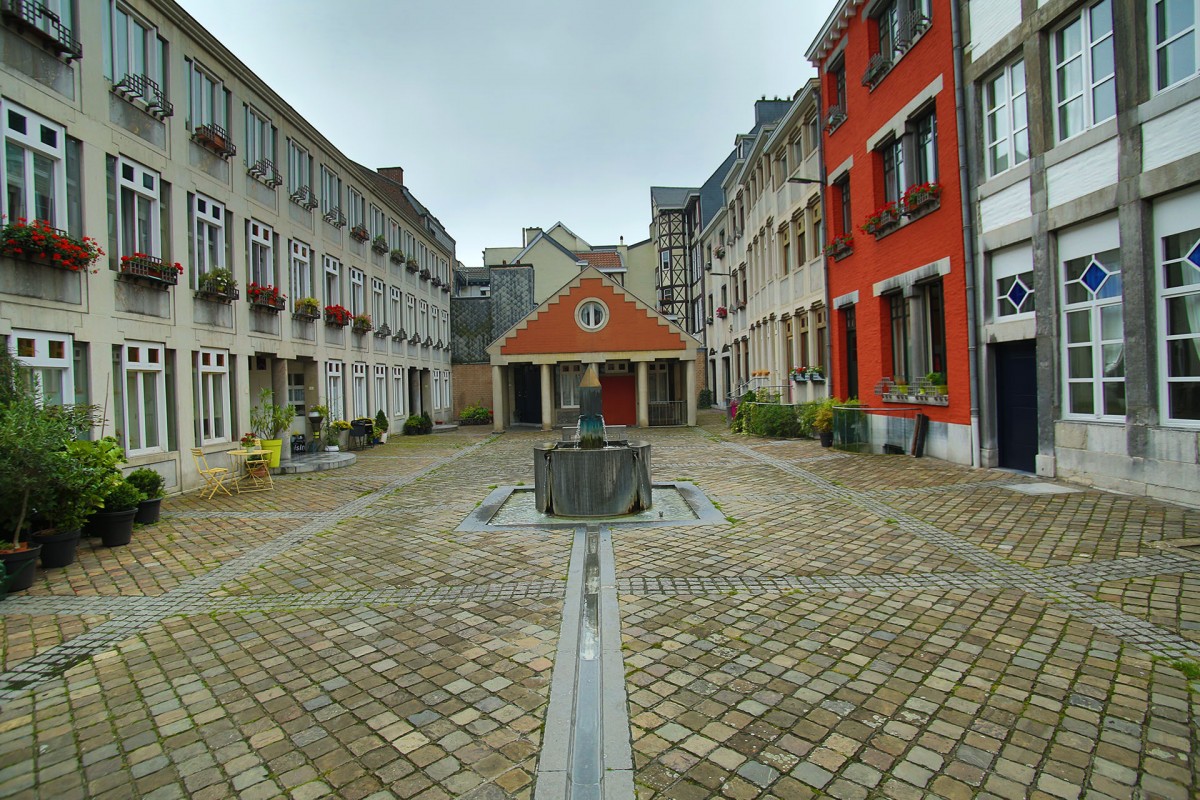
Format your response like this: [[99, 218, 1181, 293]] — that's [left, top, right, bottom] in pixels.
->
[[127, 468, 166, 524], [92, 479, 144, 547], [251, 388, 295, 468], [374, 409, 389, 443]]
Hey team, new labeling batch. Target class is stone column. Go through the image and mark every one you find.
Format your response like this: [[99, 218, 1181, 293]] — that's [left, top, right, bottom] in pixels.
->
[[685, 358, 697, 426], [491, 365, 505, 432], [271, 358, 292, 461], [540, 362, 553, 431], [636, 360, 650, 428]]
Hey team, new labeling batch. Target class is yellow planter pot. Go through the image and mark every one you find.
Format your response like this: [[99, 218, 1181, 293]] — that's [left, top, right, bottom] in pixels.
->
[[259, 439, 283, 468]]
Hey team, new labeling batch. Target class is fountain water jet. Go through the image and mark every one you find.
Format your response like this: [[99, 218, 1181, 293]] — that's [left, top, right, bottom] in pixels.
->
[[534, 364, 652, 517]]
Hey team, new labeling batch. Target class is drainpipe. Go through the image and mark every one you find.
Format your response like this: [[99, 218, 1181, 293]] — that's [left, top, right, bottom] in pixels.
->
[[950, 0, 982, 468], [814, 86, 833, 399]]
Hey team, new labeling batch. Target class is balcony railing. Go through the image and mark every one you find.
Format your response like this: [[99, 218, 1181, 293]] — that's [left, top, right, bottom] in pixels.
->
[[247, 158, 282, 188], [286, 185, 316, 211], [118, 254, 180, 286], [323, 207, 347, 229], [0, 0, 81, 62], [649, 401, 686, 427], [861, 53, 891, 89], [112, 73, 174, 119]]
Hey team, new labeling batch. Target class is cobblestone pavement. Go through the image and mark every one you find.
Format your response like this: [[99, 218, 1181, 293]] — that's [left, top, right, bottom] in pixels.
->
[[1, 412, 1198, 799]]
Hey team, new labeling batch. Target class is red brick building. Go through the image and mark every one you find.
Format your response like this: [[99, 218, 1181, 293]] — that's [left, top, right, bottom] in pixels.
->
[[807, 0, 974, 463]]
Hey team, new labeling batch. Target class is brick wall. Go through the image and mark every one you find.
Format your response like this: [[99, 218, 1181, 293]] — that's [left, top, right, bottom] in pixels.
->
[[452, 363, 492, 421]]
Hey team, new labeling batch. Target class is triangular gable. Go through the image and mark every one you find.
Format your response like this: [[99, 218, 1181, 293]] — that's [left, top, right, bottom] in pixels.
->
[[488, 268, 698, 359]]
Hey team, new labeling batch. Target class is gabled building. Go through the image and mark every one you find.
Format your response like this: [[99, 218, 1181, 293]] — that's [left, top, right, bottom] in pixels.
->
[[807, 0, 975, 464], [484, 267, 704, 431]]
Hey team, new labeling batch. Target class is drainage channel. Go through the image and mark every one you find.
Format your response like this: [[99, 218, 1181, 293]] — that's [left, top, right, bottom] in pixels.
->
[[536, 524, 634, 800]]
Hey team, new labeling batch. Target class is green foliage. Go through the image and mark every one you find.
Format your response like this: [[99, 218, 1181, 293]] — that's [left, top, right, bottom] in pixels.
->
[[745, 403, 802, 438], [697, 389, 714, 408], [250, 388, 295, 439], [374, 409, 389, 434], [126, 468, 165, 500], [459, 403, 491, 425], [403, 413, 433, 435], [730, 390, 757, 433], [813, 398, 837, 434], [797, 401, 821, 437], [100, 479, 144, 512]]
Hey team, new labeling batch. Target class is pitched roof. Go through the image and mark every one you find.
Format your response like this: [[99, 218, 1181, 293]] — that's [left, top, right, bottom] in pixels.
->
[[574, 251, 624, 269]]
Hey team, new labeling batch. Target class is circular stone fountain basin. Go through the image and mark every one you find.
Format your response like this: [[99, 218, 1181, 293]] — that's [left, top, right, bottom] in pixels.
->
[[534, 441, 652, 517]]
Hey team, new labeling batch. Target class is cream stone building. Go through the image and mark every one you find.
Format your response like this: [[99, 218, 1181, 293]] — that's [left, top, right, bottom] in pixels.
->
[[0, 0, 454, 492], [699, 83, 828, 406]]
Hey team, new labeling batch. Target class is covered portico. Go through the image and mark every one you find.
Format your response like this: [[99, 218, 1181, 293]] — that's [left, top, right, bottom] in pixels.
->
[[485, 268, 702, 432]]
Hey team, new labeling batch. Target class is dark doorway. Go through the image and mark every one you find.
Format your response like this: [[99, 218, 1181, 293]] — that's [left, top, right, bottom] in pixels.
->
[[844, 307, 859, 400], [513, 364, 542, 424], [995, 340, 1037, 472]]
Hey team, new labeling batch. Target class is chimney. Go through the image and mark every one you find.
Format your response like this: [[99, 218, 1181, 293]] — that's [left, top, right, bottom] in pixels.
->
[[619, 236, 625, 246], [524, 227, 543, 246], [378, 166, 404, 185]]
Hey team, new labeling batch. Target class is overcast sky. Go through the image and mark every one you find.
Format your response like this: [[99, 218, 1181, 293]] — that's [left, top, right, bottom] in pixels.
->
[[177, 1, 834, 266]]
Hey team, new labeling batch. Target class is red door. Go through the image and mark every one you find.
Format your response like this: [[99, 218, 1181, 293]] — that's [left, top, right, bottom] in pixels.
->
[[599, 375, 636, 426]]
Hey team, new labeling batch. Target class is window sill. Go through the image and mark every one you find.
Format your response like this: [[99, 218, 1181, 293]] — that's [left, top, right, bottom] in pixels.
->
[[863, 24, 930, 93], [882, 392, 949, 406]]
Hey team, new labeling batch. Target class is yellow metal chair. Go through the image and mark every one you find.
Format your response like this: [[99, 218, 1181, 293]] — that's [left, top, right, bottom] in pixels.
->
[[241, 451, 274, 492], [191, 448, 232, 499]]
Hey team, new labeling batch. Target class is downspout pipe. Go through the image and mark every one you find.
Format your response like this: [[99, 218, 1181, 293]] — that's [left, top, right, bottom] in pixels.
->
[[950, 0, 982, 469]]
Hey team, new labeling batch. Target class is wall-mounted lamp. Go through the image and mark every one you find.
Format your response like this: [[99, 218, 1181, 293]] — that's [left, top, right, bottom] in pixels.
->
[[787, 176, 824, 186]]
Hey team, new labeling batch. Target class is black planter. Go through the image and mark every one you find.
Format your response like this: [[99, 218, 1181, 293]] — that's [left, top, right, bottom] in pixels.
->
[[91, 509, 137, 547], [135, 498, 162, 525], [31, 528, 81, 568], [0, 544, 42, 592], [819, 431, 834, 448]]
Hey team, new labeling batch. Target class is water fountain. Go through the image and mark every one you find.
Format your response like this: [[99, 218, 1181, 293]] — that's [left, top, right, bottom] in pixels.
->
[[534, 364, 652, 517]]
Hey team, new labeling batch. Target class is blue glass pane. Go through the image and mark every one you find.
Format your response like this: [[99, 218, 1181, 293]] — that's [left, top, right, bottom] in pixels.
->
[[1187, 240, 1200, 271], [1081, 258, 1108, 294], [1007, 281, 1029, 309]]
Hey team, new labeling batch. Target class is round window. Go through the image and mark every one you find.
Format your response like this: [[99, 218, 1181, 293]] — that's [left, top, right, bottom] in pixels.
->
[[576, 299, 608, 331]]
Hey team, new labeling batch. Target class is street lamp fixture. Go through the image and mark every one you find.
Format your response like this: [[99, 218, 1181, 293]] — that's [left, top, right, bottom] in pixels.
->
[[787, 176, 824, 185], [705, 266, 733, 276]]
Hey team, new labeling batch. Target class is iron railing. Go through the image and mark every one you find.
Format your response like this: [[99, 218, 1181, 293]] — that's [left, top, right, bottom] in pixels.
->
[[649, 400, 686, 426], [0, 0, 81, 61]]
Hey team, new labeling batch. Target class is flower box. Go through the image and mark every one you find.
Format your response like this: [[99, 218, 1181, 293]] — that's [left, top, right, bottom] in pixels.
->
[[405, 259, 419, 273], [419, 269, 431, 281], [195, 286, 238, 304], [736, 300, 747, 310], [1, 219, 104, 273], [861, 204, 901, 237], [715, 306, 728, 319], [390, 249, 406, 265], [374, 324, 392, 338], [119, 254, 181, 286], [292, 308, 320, 321], [247, 282, 286, 311], [351, 314, 373, 334], [290, 185, 319, 211], [902, 182, 942, 217], [823, 235, 853, 261], [193, 123, 236, 159], [349, 225, 370, 243], [246, 158, 282, 188], [323, 208, 347, 228], [371, 236, 389, 254], [324, 305, 351, 326]]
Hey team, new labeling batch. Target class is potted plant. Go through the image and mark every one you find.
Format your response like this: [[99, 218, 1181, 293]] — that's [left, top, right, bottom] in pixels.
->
[[403, 413, 433, 436], [925, 372, 948, 395], [351, 313, 373, 334], [813, 398, 835, 448], [197, 267, 237, 300], [328, 419, 351, 451], [372, 235, 389, 254], [324, 304, 351, 326], [91, 478, 143, 547], [294, 296, 320, 318], [0, 218, 105, 273], [239, 431, 260, 449], [127, 468, 166, 524], [893, 377, 909, 395], [374, 409, 389, 444], [390, 248, 406, 265], [250, 388, 295, 468]]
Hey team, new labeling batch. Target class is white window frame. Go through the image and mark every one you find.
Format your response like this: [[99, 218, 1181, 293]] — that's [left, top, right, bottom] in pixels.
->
[[116, 156, 160, 258], [192, 193, 225, 282], [1, 99, 67, 229], [347, 187, 365, 229], [248, 220, 275, 288], [323, 255, 341, 306], [123, 340, 167, 456], [433, 372, 440, 410], [107, 2, 163, 88], [983, 59, 1029, 178], [196, 347, 231, 445], [325, 361, 345, 422], [388, 218, 401, 251], [373, 365, 388, 418], [390, 287, 403, 333], [1052, 0, 1116, 143], [992, 244, 1036, 321], [558, 363, 583, 408], [1062, 248, 1124, 421], [1150, 0, 1198, 92], [320, 165, 341, 211], [372, 278, 386, 327], [392, 365, 406, 418], [351, 362, 368, 418], [187, 59, 226, 130], [349, 268, 365, 315], [419, 300, 429, 338], [287, 139, 311, 190], [290, 240, 311, 307], [406, 295, 417, 333], [9, 329, 73, 407], [245, 105, 274, 167], [1154, 192, 1200, 426], [442, 370, 450, 408], [441, 309, 449, 343]]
